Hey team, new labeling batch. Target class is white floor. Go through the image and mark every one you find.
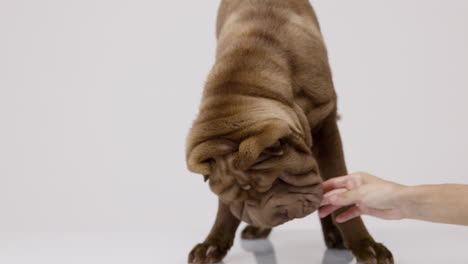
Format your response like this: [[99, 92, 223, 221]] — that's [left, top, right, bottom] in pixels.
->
[[0, 226, 467, 264]]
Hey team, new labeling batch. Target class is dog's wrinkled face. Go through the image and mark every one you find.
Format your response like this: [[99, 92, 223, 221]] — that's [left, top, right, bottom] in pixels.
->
[[206, 139, 323, 228], [229, 175, 323, 227]]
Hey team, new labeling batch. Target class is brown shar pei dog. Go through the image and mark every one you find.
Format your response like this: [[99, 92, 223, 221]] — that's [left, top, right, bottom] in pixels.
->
[[186, 0, 393, 263]]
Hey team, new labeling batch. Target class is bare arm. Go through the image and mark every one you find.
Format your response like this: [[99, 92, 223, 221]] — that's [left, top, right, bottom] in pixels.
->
[[319, 172, 468, 226], [399, 184, 468, 225]]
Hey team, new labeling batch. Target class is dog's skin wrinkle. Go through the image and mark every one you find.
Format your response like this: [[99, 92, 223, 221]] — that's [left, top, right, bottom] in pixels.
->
[[186, 1, 394, 263]]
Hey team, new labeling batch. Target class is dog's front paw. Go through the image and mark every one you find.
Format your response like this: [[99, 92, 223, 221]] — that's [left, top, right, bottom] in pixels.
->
[[348, 239, 393, 264], [241, 225, 272, 239], [188, 242, 229, 264]]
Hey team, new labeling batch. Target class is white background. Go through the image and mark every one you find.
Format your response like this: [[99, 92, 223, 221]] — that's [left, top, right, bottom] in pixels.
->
[[1, 0, 468, 257]]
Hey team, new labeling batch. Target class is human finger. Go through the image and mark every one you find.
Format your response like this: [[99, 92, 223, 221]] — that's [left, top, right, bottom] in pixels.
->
[[320, 188, 347, 206], [318, 204, 342, 218], [322, 173, 363, 193], [335, 206, 363, 223], [329, 189, 363, 206]]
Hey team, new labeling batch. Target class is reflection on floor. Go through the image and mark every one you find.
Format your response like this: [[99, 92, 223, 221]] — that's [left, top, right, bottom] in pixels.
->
[[239, 238, 355, 264], [0, 225, 467, 264], [219, 225, 468, 264]]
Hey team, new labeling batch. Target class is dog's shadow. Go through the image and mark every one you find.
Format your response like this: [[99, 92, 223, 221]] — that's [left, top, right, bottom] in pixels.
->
[[239, 238, 355, 264]]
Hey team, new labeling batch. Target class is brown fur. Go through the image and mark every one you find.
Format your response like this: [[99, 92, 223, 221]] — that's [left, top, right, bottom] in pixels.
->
[[186, 1, 393, 263]]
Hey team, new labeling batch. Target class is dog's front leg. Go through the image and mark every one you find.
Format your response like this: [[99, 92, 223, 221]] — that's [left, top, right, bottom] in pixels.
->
[[188, 199, 240, 264], [313, 114, 394, 264]]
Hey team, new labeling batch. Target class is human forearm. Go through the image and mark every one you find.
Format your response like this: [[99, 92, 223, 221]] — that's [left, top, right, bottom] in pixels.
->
[[398, 184, 468, 225], [320, 172, 468, 226]]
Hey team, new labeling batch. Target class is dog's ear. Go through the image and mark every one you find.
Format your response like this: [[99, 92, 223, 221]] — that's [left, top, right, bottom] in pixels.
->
[[187, 139, 237, 177]]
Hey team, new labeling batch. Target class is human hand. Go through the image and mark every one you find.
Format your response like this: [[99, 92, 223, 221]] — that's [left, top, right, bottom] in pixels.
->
[[319, 171, 406, 223]]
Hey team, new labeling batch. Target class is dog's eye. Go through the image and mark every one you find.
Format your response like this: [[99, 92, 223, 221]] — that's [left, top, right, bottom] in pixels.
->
[[263, 141, 284, 156], [250, 141, 286, 170], [202, 158, 215, 164]]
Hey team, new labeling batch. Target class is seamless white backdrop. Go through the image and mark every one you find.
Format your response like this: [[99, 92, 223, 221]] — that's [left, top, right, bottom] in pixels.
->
[[1, 0, 468, 235]]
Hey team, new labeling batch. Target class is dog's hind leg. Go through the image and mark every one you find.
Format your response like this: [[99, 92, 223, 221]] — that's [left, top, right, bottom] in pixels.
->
[[188, 199, 240, 264]]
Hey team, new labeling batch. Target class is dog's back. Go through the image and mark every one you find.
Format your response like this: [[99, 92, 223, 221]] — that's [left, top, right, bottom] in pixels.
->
[[214, 0, 337, 129]]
